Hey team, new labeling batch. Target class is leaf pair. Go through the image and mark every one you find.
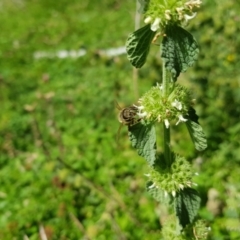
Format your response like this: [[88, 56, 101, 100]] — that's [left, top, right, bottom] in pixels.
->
[[128, 121, 202, 227], [129, 112, 207, 158], [126, 24, 199, 80]]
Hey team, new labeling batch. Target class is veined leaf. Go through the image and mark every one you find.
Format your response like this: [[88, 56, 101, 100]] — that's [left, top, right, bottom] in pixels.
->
[[186, 120, 207, 151], [128, 122, 156, 166], [161, 25, 199, 80], [126, 24, 156, 68], [187, 107, 199, 124], [175, 188, 201, 228]]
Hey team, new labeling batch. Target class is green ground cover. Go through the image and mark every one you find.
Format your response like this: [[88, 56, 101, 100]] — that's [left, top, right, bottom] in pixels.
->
[[0, 0, 240, 239]]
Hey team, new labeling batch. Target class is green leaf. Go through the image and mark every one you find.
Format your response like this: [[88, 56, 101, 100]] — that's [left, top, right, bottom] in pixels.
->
[[161, 25, 199, 80], [126, 24, 156, 68], [128, 122, 156, 166], [186, 120, 207, 151], [175, 188, 201, 228], [187, 107, 199, 124]]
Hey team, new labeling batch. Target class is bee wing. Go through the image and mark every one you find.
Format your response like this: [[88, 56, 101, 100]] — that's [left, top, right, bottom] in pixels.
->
[[116, 123, 123, 144], [115, 101, 122, 110]]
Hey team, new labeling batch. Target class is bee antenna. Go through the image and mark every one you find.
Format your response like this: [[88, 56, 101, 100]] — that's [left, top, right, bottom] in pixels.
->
[[115, 100, 122, 110]]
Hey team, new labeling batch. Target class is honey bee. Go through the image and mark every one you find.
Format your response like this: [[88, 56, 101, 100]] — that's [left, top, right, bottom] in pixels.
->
[[116, 103, 141, 141], [118, 105, 139, 126]]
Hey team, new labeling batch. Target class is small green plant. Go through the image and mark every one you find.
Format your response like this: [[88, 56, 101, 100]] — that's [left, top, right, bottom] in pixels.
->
[[122, 0, 210, 238]]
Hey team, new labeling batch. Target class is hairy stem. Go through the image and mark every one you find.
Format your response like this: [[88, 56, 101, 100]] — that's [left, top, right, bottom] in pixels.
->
[[162, 59, 172, 166], [163, 125, 171, 166], [132, 0, 141, 100]]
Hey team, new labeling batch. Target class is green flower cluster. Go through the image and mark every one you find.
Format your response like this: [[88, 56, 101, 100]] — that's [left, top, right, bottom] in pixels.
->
[[146, 154, 196, 196], [141, 0, 202, 31], [191, 220, 211, 239], [160, 215, 184, 240], [137, 83, 193, 128]]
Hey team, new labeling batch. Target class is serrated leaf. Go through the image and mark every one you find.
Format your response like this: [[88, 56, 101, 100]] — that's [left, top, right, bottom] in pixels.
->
[[186, 120, 207, 151], [161, 25, 199, 80], [126, 24, 156, 68], [128, 122, 156, 166], [187, 107, 199, 124], [175, 188, 201, 228]]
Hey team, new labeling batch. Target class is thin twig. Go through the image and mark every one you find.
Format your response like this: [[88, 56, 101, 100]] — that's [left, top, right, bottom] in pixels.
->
[[23, 235, 30, 240], [39, 225, 48, 240], [110, 212, 128, 240], [69, 213, 90, 240]]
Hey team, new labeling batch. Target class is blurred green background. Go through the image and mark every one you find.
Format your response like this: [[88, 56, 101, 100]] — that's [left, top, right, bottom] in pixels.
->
[[0, 0, 240, 239]]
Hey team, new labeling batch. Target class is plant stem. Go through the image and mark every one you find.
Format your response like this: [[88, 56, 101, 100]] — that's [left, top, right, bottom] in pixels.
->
[[162, 59, 172, 98], [132, 0, 141, 100], [162, 59, 172, 166], [163, 125, 171, 166]]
